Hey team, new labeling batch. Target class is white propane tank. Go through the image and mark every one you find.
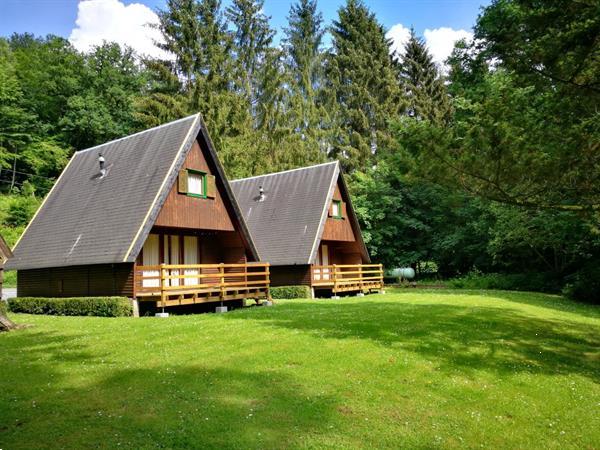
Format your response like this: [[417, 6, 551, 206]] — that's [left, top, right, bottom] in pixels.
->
[[398, 267, 415, 280]]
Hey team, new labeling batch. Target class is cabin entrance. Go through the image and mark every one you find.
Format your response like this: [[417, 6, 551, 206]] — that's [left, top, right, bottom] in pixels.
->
[[315, 243, 330, 280], [141, 234, 201, 288]]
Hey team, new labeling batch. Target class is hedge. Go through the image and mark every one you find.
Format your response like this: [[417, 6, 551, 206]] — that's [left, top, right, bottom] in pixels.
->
[[8, 297, 133, 317], [0, 300, 7, 316], [270, 285, 311, 299]]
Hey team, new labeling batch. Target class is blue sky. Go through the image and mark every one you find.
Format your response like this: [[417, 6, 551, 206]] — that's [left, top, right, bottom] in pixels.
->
[[0, 0, 490, 64]]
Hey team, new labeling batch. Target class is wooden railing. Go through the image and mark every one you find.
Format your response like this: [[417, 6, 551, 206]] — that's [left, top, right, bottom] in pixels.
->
[[312, 264, 384, 293], [135, 262, 270, 307]]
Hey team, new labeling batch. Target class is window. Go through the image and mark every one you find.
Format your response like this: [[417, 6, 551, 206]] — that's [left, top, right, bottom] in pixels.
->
[[178, 168, 216, 199], [185, 169, 206, 198], [332, 200, 342, 218]]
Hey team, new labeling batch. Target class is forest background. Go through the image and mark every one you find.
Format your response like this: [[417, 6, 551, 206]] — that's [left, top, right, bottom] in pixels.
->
[[1, 0, 598, 301]]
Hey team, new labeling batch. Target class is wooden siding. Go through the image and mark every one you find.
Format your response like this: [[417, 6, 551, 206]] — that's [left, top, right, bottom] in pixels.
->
[[154, 140, 235, 231], [17, 263, 134, 297], [270, 265, 311, 286], [322, 179, 356, 242]]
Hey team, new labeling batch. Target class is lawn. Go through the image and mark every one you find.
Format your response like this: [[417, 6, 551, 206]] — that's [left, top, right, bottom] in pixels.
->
[[1, 289, 599, 449]]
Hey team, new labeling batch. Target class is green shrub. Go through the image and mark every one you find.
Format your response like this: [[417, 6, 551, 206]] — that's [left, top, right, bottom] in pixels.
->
[[270, 285, 311, 299], [562, 262, 600, 304], [383, 276, 399, 284], [0, 300, 7, 316], [447, 272, 561, 293], [8, 297, 132, 317], [2, 270, 16, 288], [4, 195, 39, 227]]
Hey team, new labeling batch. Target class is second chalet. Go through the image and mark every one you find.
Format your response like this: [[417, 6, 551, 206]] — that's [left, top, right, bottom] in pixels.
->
[[6, 114, 270, 309], [231, 162, 383, 297]]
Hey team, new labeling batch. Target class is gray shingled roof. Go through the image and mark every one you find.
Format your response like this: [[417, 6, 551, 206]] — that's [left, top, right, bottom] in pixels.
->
[[231, 161, 367, 266], [7, 114, 258, 270]]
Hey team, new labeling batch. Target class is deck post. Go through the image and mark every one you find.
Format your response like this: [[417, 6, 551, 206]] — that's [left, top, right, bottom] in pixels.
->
[[219, 263, 225, 304], [160, 263, 166, 308], [266, 263, 271, 301], [331, 264, 341, 299], [359, 264, 364, 292]]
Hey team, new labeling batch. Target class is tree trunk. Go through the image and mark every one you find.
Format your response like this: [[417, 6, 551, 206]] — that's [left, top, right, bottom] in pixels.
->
[[10, 154, 17, 192], [0, 313, 17, 331]]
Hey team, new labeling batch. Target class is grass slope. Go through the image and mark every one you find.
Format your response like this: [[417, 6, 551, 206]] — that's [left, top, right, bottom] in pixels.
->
[[1, 289, 598, 449]]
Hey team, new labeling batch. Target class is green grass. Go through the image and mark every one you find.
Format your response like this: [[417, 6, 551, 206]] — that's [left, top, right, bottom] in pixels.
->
[[1, 289, 599, 449]]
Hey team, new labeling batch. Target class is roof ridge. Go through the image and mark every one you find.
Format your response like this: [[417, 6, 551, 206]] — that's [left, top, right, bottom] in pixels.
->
[[76, 113, 200, 155], [230, 161, 338, 183]]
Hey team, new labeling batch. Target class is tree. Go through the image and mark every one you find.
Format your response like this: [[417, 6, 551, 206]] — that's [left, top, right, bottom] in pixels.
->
[[417, 0, 600, 212], [476, 0, 599, 93], [0, 40, 35, 176], [9, 34, 85, 134], [60, 43, 146, 150], [349, 151, 493, 275], [226, 0, 275, 122], [283, 0, 325, 123], [326, 0, 402, 170], [398, 29, 450, 123]]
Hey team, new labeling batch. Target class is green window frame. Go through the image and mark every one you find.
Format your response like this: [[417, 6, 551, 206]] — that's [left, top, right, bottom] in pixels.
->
[[332, 200, 343, 219], [186, 169, 207, 199]]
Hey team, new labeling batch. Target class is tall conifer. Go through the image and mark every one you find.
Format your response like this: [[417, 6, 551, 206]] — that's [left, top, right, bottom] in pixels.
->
[[327, 0, 402, 170], [283, 0, 327, 159], [226, 0, 275, 121], [398, 29, 451, 123]]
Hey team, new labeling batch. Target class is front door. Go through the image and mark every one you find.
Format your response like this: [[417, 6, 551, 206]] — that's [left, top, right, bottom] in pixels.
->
[[142, 234, 160, 288], [321, 244, 330, 280], [183, 236, 199, 286], [314, 243, 330, 281]]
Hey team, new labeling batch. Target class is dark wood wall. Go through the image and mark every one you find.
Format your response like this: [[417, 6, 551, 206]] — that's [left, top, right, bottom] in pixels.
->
[[322, 180, 356, 242], [270, 265, 311, 286], [154, 140, 235, 231], [322, 240, 364, 265], [18, 263, 134, 297]]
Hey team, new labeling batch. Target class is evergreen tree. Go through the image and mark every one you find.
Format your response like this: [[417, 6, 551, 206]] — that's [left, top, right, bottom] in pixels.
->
[[150, 0, 246, 147], [283, 0, 324, 105], [155, 0, 203, 90], [327, 0, 402, 171], [398, 29, 451, 123], [226, 0, 275, 122], [283, 0, 328, 163]]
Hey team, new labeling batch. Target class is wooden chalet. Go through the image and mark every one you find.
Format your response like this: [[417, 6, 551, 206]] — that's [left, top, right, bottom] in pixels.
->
[[231, 162, 383, 297], [0, 234, 13, 299], [6, 114, 270, 309]]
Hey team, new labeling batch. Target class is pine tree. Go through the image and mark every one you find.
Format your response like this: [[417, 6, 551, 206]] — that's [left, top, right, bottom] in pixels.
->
[[283, 0, 328, 164], [149, 0, 247, 148], [398, 29, 451, 123], [226, 0, 275, 121], [283, 0, 324, 104], [327, 0, 402, 171]]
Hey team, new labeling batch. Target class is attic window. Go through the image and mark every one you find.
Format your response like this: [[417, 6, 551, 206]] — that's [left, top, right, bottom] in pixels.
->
[[332, 200, 342, 219], [178, 168, 216, 199], [187, 170, 206, 197]]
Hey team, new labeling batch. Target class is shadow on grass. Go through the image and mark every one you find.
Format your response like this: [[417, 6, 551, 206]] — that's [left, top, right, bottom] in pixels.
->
[[0, 330, 336, 450], [227, 298, 600, 382]]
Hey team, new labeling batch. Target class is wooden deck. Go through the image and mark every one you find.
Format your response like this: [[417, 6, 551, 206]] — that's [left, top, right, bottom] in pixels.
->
[[312, 264, 384, 294], [135, 263, 270, 307]]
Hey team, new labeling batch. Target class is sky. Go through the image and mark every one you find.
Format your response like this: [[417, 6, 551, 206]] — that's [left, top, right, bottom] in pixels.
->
[[0, 0, 491, 66]]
